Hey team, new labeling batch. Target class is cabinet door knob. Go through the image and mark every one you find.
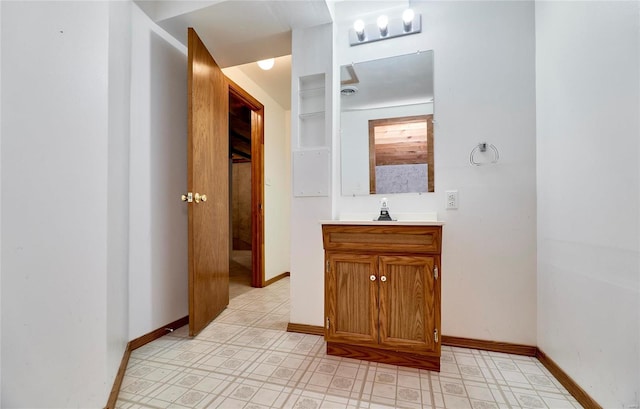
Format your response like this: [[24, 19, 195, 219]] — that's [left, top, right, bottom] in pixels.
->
[[380, 276, 387, 282], [370, 275, 376, 281]]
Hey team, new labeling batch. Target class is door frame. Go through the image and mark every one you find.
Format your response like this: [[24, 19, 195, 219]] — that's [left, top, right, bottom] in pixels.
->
[[228, 78, 265, 287]]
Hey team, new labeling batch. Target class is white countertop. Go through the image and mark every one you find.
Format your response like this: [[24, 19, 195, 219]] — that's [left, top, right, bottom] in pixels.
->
[[320, 220, 445, 226]]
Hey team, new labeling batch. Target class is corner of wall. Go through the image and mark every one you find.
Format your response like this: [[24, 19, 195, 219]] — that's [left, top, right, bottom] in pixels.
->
[[0, 1, 3, 403], [106, 0, 132, 386]]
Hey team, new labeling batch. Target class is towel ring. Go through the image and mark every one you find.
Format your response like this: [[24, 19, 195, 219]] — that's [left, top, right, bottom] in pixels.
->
[[470, 143, 499, 166]]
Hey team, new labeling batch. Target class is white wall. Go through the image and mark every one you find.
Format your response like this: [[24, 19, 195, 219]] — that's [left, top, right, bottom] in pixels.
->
[[290, 23, 334, 326], [222, 67, 292, 281], [290, 1, 538, 344], [0, 2, 130, 406], [129, 4, 188, 339], [535, 1, 640, 407]]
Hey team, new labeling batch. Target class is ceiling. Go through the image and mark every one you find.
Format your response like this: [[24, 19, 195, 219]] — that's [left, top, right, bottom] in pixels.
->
[[135, 0, 333, 110], [134, 0, 417, 112], [226, 55, 293, 110], [156, 1, 332, 68]]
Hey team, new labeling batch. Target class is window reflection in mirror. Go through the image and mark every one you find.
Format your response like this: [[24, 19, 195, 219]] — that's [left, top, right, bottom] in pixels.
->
[[369, 115, 434, 194], [340, 51, 434, 196]]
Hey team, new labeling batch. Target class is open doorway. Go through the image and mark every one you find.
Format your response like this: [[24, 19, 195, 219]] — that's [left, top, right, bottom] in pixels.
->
[[221, 54, 291, 304], [229, 91, 256, 297], [228, 80, 265, 298]]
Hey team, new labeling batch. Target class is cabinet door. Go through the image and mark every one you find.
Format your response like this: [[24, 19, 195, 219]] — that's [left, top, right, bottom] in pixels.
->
[[378, 255, 439, 352], [325, 253, 378, 345]]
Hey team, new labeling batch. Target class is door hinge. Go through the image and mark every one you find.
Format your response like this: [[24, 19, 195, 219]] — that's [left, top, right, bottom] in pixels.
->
[[326, 317, 330, 329], [326, 260, 330, 273], [434, 265, 439, 280], [434, 328, 439, 343]]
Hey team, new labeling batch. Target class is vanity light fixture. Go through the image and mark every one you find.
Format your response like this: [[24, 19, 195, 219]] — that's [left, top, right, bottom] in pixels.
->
[[257, 58, 275, 70], [349, 9, 421, 46]]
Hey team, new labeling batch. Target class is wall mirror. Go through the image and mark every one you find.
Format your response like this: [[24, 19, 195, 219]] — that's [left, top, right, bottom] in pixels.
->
[[340, 51, 434, 196]]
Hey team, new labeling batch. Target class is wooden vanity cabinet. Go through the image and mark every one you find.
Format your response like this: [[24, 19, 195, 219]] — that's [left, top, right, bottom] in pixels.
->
[[322, 224, 442, 371]]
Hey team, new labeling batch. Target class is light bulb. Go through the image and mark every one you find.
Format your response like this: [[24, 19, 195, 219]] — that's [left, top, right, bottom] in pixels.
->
[[377, 15, 389, 36], [257, 58, 275, 70], [402, 8, 415, 32], [353, 19, 366, 41], [402, 9, 415, 24]]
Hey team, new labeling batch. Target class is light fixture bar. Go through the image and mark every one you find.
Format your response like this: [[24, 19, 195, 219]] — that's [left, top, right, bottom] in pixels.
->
[[349, 13, 421, 46]]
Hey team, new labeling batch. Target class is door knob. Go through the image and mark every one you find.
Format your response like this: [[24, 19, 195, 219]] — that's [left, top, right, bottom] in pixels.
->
[[370, 275, 376, 281], [194, 193, 207, 203], [181, 192, 193, 203], [380, 276, 387, 282]]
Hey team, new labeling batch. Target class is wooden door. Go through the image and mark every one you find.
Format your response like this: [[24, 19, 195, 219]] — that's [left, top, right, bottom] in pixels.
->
[[187, 28, 229, 336], [378, 255, 438, 352], [325, 253, 378, 345]]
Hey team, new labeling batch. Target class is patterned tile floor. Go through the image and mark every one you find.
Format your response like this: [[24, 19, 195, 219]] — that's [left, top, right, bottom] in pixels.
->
[[116, 277, 583, 409]]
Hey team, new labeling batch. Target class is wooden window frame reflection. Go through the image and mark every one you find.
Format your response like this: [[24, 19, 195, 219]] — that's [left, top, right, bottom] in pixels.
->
[[368, 114, 434, 194]]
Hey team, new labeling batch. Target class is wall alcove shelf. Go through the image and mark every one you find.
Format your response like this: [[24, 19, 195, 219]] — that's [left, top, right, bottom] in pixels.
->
[[298, 73, 326, 148]]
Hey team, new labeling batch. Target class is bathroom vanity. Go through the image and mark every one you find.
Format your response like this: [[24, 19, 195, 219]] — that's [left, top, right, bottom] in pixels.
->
[[321, 221, 443, 371]]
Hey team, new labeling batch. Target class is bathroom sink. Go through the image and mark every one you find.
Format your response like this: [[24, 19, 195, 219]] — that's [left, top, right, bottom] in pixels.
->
[[323, 212, 443, 226], [338, 212, 438, 222]]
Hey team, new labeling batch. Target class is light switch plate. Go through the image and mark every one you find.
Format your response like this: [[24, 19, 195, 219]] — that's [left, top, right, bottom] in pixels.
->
[[446, 190, 458, 209]]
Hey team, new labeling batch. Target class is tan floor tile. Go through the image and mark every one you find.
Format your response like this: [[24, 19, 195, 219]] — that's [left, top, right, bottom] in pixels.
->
[[116, 278, 581, 409]]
